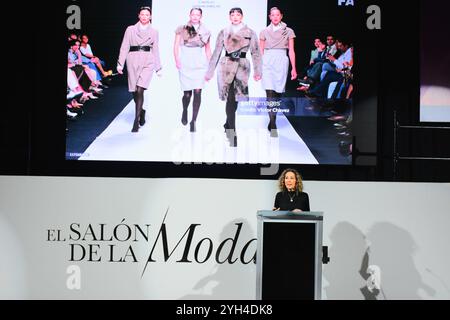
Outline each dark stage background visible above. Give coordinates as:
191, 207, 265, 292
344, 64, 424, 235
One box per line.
420, 0, 450, 92
2, 0, 450, 182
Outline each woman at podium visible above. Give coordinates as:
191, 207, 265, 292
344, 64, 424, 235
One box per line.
273, 169, 310, 212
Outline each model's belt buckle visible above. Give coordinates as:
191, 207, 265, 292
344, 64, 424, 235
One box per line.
230, 51, 240, 59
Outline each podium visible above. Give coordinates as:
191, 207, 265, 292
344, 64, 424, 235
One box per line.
256, 210, 324, 300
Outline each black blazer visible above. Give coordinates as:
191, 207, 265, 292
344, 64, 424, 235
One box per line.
274, 191, 310, 212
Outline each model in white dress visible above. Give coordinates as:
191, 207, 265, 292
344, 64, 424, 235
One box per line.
260, 7, 298, 137
174, 8, 211, 132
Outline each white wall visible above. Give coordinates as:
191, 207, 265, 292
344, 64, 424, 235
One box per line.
0, 176, 449, 300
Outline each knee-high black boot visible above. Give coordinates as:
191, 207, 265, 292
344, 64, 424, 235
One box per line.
225, 85, 238, 147
190, 89, 202, 132
181, 91, 192, 126
132, 86, 145, 132
267, 90, 280, 137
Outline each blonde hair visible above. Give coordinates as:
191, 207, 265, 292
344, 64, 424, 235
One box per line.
278, 169, 304, 193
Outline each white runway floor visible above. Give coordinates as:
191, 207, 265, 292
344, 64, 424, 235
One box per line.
78, 81, 318, 165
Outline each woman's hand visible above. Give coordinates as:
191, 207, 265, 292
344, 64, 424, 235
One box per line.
175, 59, 182, 70
291, 209, 303, 213
156, 69, 163, 77
291, 69, 298, 80
272, 207, 280, 211
254, 75, 261, 81
205, 74, 212, 82
327, 54, 336, 62
117, 65, 123, 75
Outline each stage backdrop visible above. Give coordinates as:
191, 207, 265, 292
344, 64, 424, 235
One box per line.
0, 176, 449, 300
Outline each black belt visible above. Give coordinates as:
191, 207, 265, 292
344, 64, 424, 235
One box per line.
130, 46, 151, 52
225, 51, 247, 59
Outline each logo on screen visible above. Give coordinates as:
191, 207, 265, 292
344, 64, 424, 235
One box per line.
338, 0, 354, 6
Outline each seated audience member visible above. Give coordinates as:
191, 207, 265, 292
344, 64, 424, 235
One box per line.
299, 38, 353, 99
67, 66, 95, 106
326, 35, 338, 57
80, 34, 112, 80
299, 41, 328, 87
329, 46, 354, 100
320, 38, 353, 81
68, 40, 101, 99
309, 38, 323, 65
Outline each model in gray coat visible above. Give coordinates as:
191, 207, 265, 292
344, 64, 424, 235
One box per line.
117, 6, 162, 133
